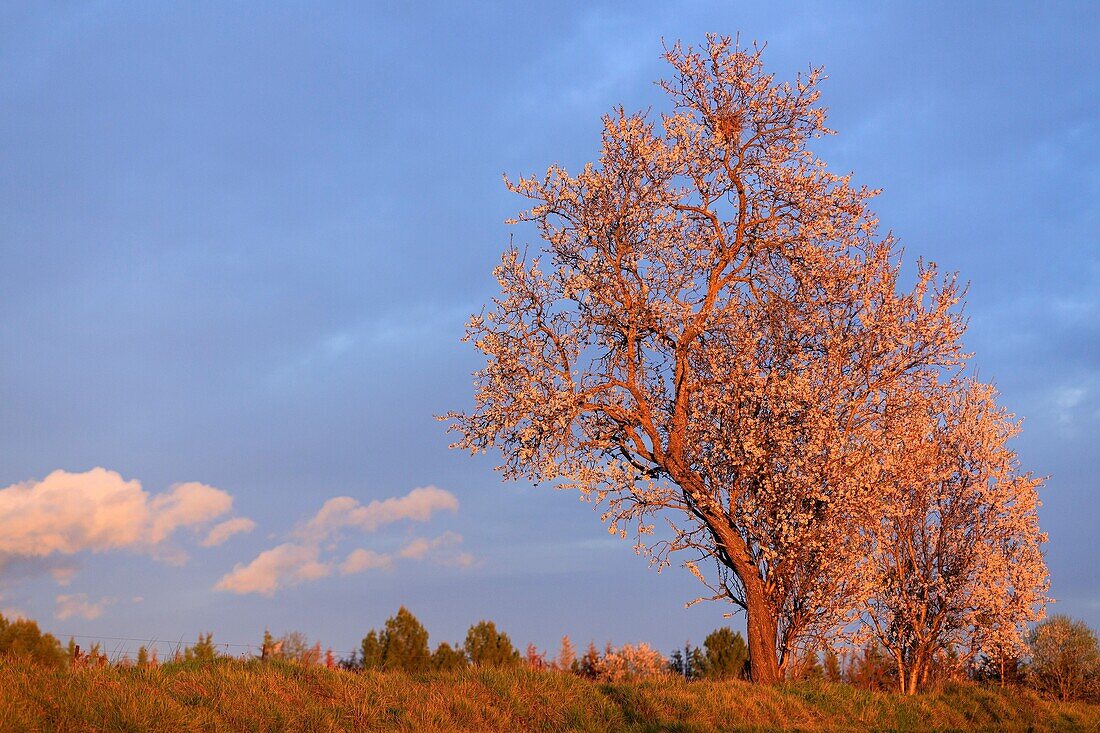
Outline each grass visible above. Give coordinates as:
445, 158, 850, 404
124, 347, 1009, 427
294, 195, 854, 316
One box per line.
1, 659, 1098, 732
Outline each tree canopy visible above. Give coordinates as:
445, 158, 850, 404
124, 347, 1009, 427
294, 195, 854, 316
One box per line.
359, 607, 431, 673
464, 620, 519, 667
447, 35, 1047, 684
0, 614, 65, 668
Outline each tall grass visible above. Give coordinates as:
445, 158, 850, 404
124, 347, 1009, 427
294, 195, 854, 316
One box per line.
1, 658, 1097, 732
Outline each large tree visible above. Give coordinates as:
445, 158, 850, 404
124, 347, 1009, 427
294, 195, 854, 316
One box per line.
446, 36, 967, 683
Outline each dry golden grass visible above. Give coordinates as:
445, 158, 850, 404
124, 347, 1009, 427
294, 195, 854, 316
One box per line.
0, 658, 1097, 732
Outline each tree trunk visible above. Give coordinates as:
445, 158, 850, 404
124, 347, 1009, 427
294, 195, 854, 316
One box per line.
744, 582, 782, 684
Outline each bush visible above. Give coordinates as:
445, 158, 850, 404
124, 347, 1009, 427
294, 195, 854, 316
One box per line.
1028, 615, 1099, 701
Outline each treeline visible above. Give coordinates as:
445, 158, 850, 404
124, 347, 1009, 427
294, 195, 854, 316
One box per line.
1, 609, 1098, 702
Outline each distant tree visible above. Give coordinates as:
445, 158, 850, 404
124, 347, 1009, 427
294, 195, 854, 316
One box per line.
594, 642, 668, 681
360, 630, 383, 670
577, 641, 601, 678
973, 650, 1023, 687
790, 648, 823, 681
669, 649, 686, 678
464, 620, 519, 668
822, 648, 842, 683
185, 633, 217, 663
445, 34, 979, 684
557, 635, 576, 671
524, 643, 547, 669
0, 614, 65, 668
260, 629, 275, 660
304, 642, 322, 666
380, 607, 431, 672
431, 642, 467, 671
669, 642, 708, 679
136, 646, 149, 667
277, 631, 312, 662
700, 628, 749, 680
690, 646, 707, 680
1028, 616, 1100, 701
847, 643, 894, 691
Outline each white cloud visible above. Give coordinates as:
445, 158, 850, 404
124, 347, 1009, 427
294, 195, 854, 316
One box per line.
214, 543, 332, 597
340, 548, 392, 575
216, 486, 468, 596
201, 517, 257, 547
398, 531, 474, 566
55, 593, 110, 620
0, 469, 238, 561
302, 486, 458, 540
147, 482, 234, 544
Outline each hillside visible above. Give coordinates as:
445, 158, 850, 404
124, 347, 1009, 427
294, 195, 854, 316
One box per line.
1, 660, 1097, 732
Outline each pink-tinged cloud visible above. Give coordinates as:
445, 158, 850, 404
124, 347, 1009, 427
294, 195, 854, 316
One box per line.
55, 593, 110, 620
302, 486, 458, 539
216, 486, 466, 596
0, 469, 240, 561
214, 543, 332, 597
147, 482, 234, 544
399, 531, 475, 567
339, 548, 392, 575
201, 517, 257, 547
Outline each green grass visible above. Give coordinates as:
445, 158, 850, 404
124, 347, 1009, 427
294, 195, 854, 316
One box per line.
1, 659, 1097, 732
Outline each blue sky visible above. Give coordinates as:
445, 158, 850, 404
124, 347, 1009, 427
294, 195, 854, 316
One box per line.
0, 1, 1097, 660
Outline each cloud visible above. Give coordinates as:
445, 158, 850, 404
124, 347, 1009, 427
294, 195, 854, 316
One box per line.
214, 543, 331, 597
55, 593, 110, 620
340, 548, 392, 575
398, 531, 474, 566
147, 482, 234, 544
0, 468, 240, 561
50, 566, 77, 586
216, 486, 469, 596
0, 594, 30, 621
201, 517, 257, 547
302, 486, 458, 540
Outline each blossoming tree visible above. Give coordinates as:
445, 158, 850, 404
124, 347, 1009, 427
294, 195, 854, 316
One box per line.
861, 378, 1048, 693
446, 36, 981, 683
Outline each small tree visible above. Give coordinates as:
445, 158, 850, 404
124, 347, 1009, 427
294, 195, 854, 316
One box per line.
260, 629, 275, 660
860, 378, 1048, 694
847, 643, 895, 691
277, 631, 312, 662
381, 607, 431, 672
557, 635, 576, 671
790, 648, 823, 680
360, 630, 383, 670
432, 642, 467, 671
822, 648, 842, 682
136, 646, 149, 667
464, 620, 519, 667
578, 641, 601, 678
1028, 616, 1100, 701
699, 627, 749, 679
185, 633, 217, 663
0, 614, 65, 668
524, 643, 547, 669
594, 642, 668, 681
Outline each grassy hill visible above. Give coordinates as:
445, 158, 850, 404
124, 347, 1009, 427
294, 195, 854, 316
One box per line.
1, 659, 1097, 732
